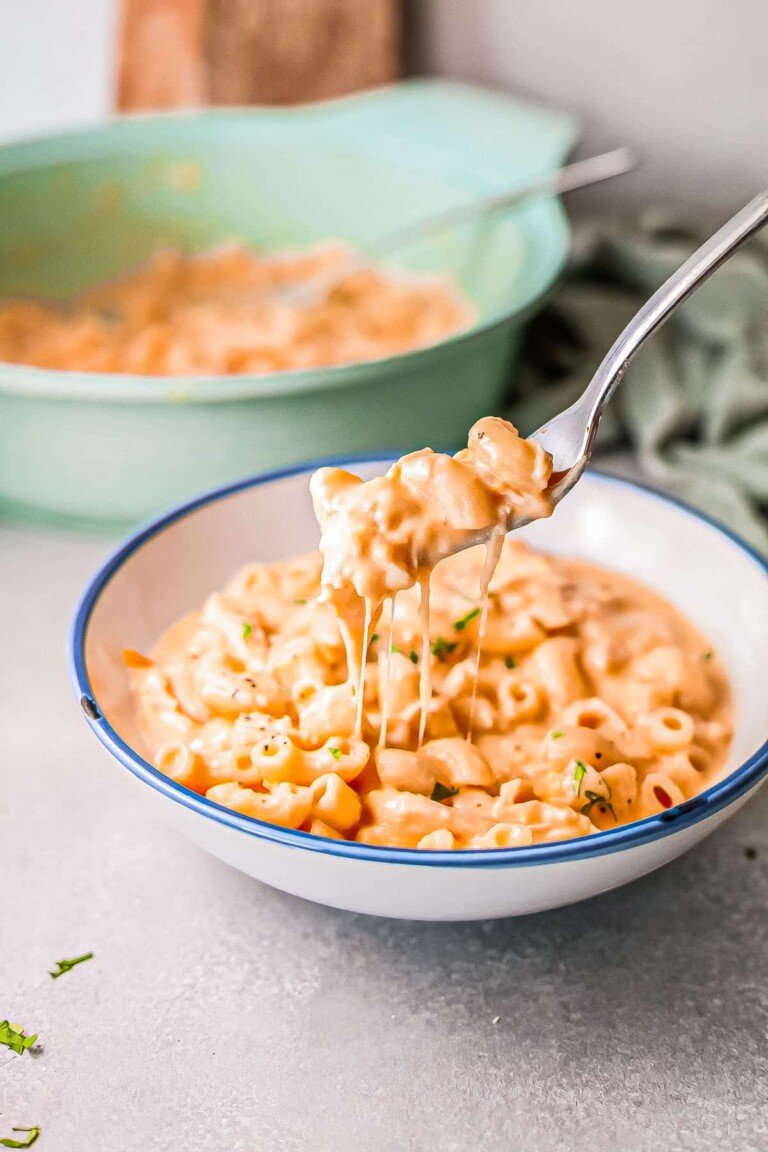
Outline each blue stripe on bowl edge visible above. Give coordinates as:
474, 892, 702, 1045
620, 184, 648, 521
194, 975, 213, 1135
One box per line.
68, 458, 768, 869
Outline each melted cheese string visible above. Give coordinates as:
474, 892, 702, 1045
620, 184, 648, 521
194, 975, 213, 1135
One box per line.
378, 597, 397, 749
354, 599, 372, 738
417, 574, 432, 748
466, 526, 506, 741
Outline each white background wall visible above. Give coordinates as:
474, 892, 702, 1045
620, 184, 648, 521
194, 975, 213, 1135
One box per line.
411, 0, 768, 215
0, 0, 765, 215
0, 0, 115, 141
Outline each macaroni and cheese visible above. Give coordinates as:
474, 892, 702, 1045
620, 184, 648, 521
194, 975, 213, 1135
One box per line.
0, 244, 473, 375
131, 419, 731, 851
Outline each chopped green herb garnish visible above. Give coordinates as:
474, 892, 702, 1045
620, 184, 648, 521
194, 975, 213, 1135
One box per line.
329, 747, 343, 762
49, 952, 93, 980
430, 637, 459, 662
293, 598, 308, 606
453, 607, 481, 632
581, 790, 616, 820
409, 650, 419, 665
0, 1128, 40, 1149
369, 633, 380, 645
504, 655, 516, 669
430, 782, 460, 803
242, 621, 253, 640
0, 1022, 37, 1057
572, 760, 587, 795
551, 730, 563, 740
391, 643, 401, 654
703, 650, 714, 661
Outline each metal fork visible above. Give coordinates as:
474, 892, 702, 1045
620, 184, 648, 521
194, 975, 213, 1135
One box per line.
518, 190, 768, 525
278, 148, 636, 306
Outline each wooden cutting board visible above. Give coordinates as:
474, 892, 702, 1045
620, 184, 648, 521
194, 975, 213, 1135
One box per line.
116, 0, 401, 110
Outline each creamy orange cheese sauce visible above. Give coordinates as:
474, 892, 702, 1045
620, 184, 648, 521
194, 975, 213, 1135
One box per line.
0, 244, 473, 375
131, 425, 731, 851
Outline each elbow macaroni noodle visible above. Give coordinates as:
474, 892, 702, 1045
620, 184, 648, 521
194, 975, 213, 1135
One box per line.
132, 415, 732, 851
0, 243, 473, 375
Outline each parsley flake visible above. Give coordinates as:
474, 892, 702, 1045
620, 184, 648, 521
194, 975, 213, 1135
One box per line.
551, 730, 563, 740
329, 747, 343, 762
409, 650, 419, 665
572, 760, 587, 795
242, 622, 253, 640
454, 607, 481, 631
504, 655, 516, 669
0, 1128, 40, 1149
703, 650, 714, 661
369, 633, 380, 645
49, 952, 93, 980
0, 1023, 37, 1057
581, 790, 616, 821
430, 637, 458, 662
293, 598, 308, 606
430, 782, 460, 803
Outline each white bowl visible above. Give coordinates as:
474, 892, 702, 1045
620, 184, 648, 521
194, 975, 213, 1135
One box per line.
69, 461, 768, 921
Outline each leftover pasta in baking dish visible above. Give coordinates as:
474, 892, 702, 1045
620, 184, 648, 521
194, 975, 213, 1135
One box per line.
130, 419, 732, 850
0, 244, 473, 375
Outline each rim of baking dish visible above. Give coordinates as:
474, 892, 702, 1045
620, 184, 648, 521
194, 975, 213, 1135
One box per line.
68, 458, 768, 868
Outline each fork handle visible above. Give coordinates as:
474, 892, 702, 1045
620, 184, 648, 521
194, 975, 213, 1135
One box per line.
371, 148, 635, 259
578, 190, 768, 445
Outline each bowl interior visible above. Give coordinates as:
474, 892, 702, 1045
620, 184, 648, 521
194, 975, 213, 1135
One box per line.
0, 82, 573, 334
80, 465, 768, 787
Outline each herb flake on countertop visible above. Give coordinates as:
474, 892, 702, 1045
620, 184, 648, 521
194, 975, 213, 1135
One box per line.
0, 1022, 37, 1056
0, 1128, 41, 1149
49, 952, 94, 980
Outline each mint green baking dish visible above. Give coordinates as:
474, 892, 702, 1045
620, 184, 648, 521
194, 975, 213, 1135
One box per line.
0, 80, 575, 530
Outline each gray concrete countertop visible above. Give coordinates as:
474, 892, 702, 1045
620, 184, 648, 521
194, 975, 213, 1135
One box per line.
2, 522, 767, 1152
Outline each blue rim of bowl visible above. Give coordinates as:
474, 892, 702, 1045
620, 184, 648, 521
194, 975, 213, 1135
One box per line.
68, 457, 768, 868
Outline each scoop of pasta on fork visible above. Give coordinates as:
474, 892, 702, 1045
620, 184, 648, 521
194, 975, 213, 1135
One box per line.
310, 417, 554, 744
311, 417, 553, 609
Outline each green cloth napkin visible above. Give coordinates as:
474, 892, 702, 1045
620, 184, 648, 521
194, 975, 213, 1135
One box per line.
510, 210, 768, 552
